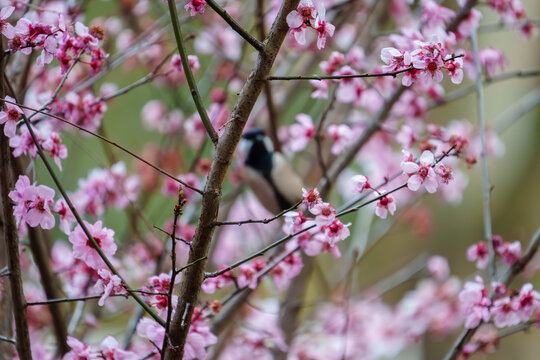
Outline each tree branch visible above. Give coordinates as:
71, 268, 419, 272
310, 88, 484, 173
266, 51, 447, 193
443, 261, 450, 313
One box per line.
163, 1, 301, 358
471, 28, 496, 280
167, 0, 219, 145
206, 0, 265, 52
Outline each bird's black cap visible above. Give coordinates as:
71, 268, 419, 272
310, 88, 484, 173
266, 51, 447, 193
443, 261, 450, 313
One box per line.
242, 128, 266, 140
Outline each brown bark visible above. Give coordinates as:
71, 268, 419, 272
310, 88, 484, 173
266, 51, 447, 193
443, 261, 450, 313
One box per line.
163, 1, 300, 358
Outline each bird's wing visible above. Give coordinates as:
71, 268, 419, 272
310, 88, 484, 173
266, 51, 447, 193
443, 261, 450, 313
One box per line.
243, 166, 282, 214
271, 152, 304, 205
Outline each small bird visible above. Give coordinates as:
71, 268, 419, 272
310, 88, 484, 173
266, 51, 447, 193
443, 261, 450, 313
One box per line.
239, 128, 304, 214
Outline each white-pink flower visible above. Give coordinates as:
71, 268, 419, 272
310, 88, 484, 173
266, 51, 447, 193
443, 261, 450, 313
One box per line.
351, 174, 370, 194
401, 150, 438, 193
64, 336, 94, 360
515, 283, 540, 322
99, 336, 138, 360
310, 201, 336, 226
375, 193, 396, 219
9, 176, 56, 230
0, 95, 22, 137
466, 241, 488, 269
42, 131, 68, 170
22, 184, 56, 230
69, 220, 117, 270
0, 7, 16, 39
288, 113, 315, 152
327, 124, 353, 154
444, 57, 464, 84
312, 6, 334, 50
94, 269, 125, 306
380, 47, 415, 72
490, 296, 520, 328
458, 277, 491, 329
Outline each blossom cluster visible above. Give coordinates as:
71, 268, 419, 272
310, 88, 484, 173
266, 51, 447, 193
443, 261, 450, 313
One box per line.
3, 6, 106, 74
380, 39, 464, 86
286, 0, 335, 50
459, 277, 540, 330
467, 235, 521, 270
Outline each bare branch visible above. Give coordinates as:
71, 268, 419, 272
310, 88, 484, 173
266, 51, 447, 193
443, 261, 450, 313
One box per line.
167, 0, 220, 145
471, 28, 496, 280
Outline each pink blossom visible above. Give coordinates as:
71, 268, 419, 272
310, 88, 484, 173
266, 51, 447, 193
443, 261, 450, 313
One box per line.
8, 175, 31, 223
69, 220, 117, 270
64, 336, 94, 360
401, 150, 438, 193
0, 95, 22, 137
498, 240, 521, 265
283, 210, 308, 235
321, 218, 351, 244
312, 7, 334, 50
421, 0, 456, 29
375, 193, 396, 219
0, 6, 15, 39
136, 317, 165, 345
516, 283, 540, 321
427, 255, 450, 281
444, 57, 464, 84
380, 47, 412, 73
237, 259, 266, 290
491, 296, 520, 328
286, 0, 316, 31
458, 277, 491, 329
9, 126, 40, 159
22, 183, 56, 230
185, 315, 218, 360
466, 241, 488, 269
99, 336, 138, 360
42, 131, 68, 170
302, 187, 322, 209
9, 176, 56, 230
171, 54, 201, 73
309, 79, 330, 99
334, 66, 365, 104
327, 124, 353, 154
201, 268, 235, 293
185, 0, 207, 17
310, 202, 336, 226
352, 174, 370, 194
94, 269, 125, 306
288, 113, 315, 152
435, 164, 453, 185
55, 199, 76, 234
320, 51, 344, 74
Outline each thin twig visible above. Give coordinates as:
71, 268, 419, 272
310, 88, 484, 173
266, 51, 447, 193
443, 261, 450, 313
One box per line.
153, 225, 192, 247
471, 29, 496, 281
7, 84, 166, 327
3, 99, 203, 195
211, 200, 301, 227
0, 335, 16, 345
162, 193, 184, 355
26, 291, 168, 306
267, 54, 464, 81
205, 0, 265, 51
167, 0, 219, 145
